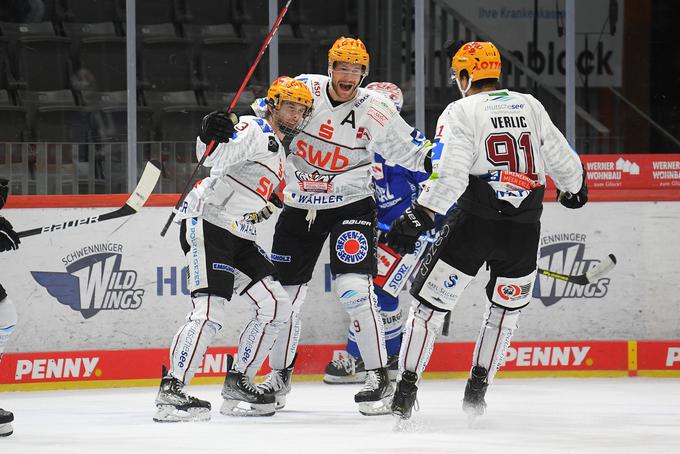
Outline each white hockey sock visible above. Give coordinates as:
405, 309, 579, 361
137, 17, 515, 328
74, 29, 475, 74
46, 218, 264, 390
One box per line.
168, 294, 228, 383
267, 284, 307, 370
235, 277, 292, 377
0, 295, 17, 358
336, 273, 386, 370
472, 302, 520, 383
399, 299, 446, 375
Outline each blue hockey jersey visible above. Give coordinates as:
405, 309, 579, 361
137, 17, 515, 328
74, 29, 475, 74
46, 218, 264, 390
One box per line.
372, 154, 430, 225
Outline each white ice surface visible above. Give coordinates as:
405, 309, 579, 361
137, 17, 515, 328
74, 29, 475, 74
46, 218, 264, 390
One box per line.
1, 378, 679, 454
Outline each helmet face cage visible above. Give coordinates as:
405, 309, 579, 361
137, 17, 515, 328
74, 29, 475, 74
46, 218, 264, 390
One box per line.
271, 101, 312, 139
266, 78, 313, 139
365, 81, 403, 113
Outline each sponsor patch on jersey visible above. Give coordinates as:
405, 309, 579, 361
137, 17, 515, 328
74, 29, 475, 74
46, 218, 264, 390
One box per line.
335, 230, 369, 264
295, 170, 335, 193
212, 263, 235, 273
270, 253, 291, 263
496, 282, 532, 301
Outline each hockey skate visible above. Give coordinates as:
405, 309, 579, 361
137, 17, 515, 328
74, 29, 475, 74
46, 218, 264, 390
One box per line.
257, 356, 295, 410
153, 366, 211, 423
391, 370, 419, 420
354, 367, 394, 416
323, 350, 366, 384
462, 366, 489, 423
221, 355, 276, 417
0, 408, 13, 437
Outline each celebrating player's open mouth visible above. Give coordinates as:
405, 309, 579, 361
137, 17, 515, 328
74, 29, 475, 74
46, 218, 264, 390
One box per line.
329, 61, 365, 102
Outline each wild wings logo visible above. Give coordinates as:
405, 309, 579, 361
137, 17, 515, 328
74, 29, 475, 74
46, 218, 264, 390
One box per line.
31, 243, 144, 319
533, 233, 611, 307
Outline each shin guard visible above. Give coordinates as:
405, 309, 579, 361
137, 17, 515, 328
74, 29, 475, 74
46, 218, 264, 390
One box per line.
336, 273, 386, 370
267, 284, 307, 370
472, 302, 521, 383
236, 276, 292, 377
169, 294, 228, 383
399, 300, 446, 375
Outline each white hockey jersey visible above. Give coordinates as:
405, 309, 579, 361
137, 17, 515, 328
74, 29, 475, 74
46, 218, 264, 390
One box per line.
252, 74, 430, 210
175, 115, 285, 240
418, 89, 583, 215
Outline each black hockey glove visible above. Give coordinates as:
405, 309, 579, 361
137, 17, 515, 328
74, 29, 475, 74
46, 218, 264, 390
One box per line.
557, 164, 588, 209
0, 216, 20, 252
199, 111, 238, 148
243, 192, 283, 224
385, 205, 435, 255
0, 178, 8, 210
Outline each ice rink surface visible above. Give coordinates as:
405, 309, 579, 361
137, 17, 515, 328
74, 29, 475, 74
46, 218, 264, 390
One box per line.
1, 377, 679, 454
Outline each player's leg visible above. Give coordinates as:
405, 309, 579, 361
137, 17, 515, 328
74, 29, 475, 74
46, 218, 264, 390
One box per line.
392, 211, 485, 419
328, 199, 393, 414
0, 285, 17, 436
220, 239, 292, 416
463, 220, 540, 417
154, 219, 232, 422
324, 285, 400, 384
258, 206, 326, 408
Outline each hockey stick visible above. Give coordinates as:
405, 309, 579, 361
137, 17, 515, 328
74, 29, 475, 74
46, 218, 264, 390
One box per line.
17, 160, 161, 238
537, 254, 617, 285
159, 0, 294, 237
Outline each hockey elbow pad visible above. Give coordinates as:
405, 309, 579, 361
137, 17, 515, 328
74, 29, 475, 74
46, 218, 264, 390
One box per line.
557, 164, 588, 209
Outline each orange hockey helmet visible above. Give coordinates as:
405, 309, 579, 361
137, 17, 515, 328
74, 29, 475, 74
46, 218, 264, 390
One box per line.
328, 36, 370, 76
451, 41, 502, 88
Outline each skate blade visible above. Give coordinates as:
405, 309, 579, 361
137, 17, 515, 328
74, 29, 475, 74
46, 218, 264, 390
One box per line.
357, 396, 393, 416
220, 399, 276, 417
322, 372, 366, 385
0, 422, 13, 437
153, 405, 210, 423
274, 395, 287, 411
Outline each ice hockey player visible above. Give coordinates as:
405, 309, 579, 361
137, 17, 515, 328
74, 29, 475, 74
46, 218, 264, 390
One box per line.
0, 178, 19, 437
323, 82, 430, 385
386, 41, 587, 420
153, 78, 314, 421
248, 37, 433, 416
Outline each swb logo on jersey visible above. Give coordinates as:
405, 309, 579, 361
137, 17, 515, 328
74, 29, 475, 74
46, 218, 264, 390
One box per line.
31, 243, 144, 319
336, 230, 368, 264
533, 233, 611, 306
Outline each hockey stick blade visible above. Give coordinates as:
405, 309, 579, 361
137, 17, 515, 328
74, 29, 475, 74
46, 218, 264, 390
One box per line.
17, 160, 161, 238
537, 254, 617, 285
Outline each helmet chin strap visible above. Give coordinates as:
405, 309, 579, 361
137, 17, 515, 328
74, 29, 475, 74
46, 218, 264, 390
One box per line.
456, 74, 474, 98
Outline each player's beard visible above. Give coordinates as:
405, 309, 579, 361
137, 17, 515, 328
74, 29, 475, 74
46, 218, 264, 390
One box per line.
331, 79, 358, 102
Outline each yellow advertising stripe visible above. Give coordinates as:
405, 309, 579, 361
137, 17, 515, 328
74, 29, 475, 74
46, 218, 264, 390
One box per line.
636, 370, 680, 378
628, 340, 638, 372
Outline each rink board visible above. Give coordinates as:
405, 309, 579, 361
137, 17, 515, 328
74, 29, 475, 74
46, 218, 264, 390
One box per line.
1, 158, 680, 389
1, 340, 680, 390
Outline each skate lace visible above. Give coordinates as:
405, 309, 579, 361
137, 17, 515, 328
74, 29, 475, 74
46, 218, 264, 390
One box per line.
359, 370, 380, 392
331, 356, 355, 373
260, 370, 284, 393
169, 379, 192, 400
239, 374, 261, 395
